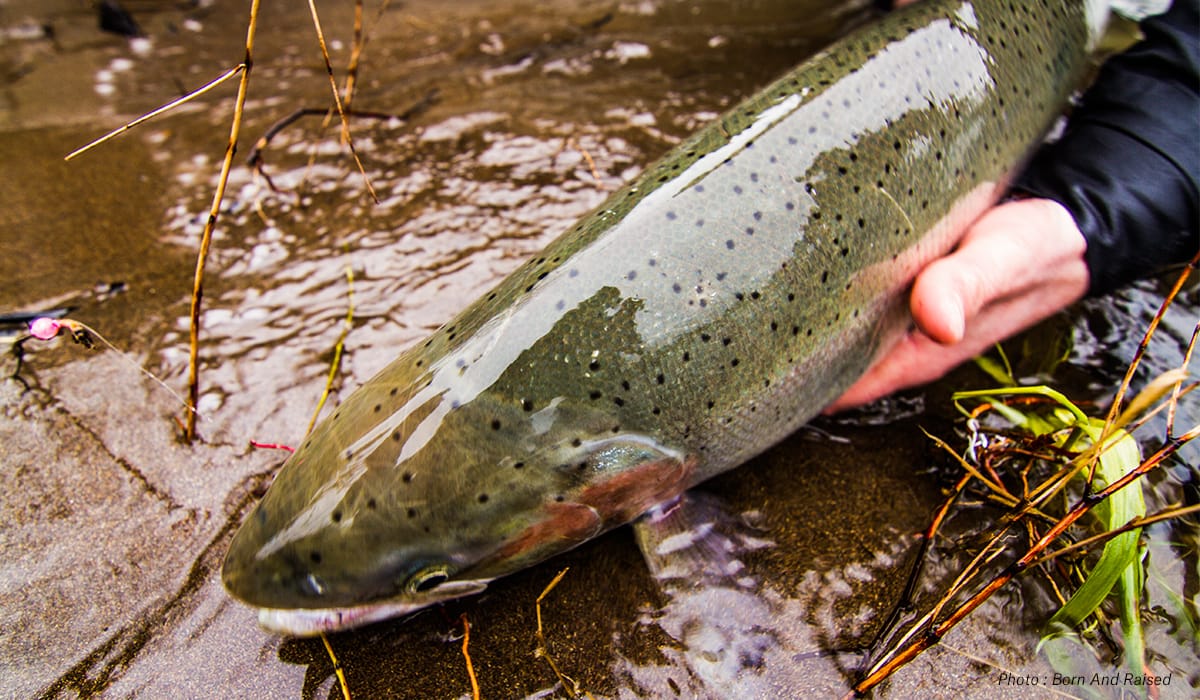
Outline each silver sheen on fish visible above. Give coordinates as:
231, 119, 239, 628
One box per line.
222, 0, 1110, 636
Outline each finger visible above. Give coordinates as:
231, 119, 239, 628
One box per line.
910, 199, 1086, 345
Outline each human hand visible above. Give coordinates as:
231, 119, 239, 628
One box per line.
826, 197, 1089, 412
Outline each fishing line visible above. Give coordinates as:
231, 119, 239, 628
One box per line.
25, 317, 210, 423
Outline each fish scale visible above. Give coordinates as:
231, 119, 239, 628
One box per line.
223, 0, 1106, 635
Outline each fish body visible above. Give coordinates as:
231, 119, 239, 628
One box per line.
223, 0, 1106, 635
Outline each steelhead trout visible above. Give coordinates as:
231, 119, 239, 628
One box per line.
223, 0, 1108, 635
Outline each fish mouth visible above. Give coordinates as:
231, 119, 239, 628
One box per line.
251, 579, 491, 636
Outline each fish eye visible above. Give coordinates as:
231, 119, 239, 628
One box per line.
406, 565, 451, 594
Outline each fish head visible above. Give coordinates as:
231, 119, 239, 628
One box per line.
222, 364, 692, 635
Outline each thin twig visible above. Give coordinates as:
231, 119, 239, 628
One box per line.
248, 108, 399, 168
1029, 503, 1200, 568
307, 266, 356, 436
1167, 318, 1199, 438
533, 568, 593, 699
306, 0, 379, 202
923, 428, 1014, 502
65, 65, 245, 161
184, 0, 261, 442
863, 472, 970, 670
320, 632, 352, 700
1093, 250, 1198, 472
460, 614, 481, 700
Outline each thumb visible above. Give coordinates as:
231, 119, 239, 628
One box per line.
909, 199, 1085, 346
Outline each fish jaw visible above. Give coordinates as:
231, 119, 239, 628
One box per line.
254, 580, 491, 636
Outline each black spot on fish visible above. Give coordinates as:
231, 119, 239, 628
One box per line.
367, 498, 377, 510
478, 494, 489, 504
621, 380, 631, 391
310, 552, 322, 564
392, 430, 401, 442
331, 511, 342, 523
627, 270, 637, 280
726, 240, 735, 250
373, 403, 382, 413
590, 390, 602, 400
491, 419, 502, 431
613, 397, 625, 407
403, 472, 414, 483
522, 399, 534, 412
589, 359, 601, 371
390, 387, 399, 397
407, 508, 417, 519
514, 461, 525, 469
722, 337, 732, 346
656, 373, 665, 384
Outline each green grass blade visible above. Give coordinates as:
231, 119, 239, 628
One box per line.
1047, 422, 1145, 631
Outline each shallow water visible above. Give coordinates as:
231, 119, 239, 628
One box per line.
0, 0, 1195, 698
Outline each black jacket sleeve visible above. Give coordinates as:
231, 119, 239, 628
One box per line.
1014, 0, 1199, 296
